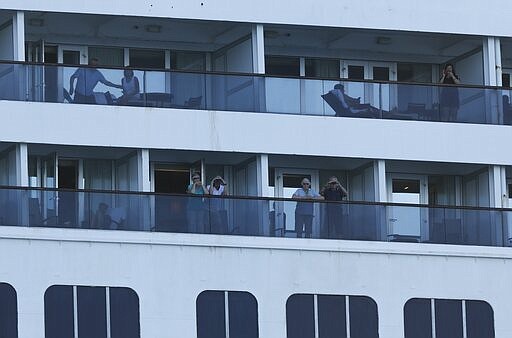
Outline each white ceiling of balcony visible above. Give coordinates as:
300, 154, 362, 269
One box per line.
24, 11, 251, 51
18, 11, 512, 66
264, 24, 485, 64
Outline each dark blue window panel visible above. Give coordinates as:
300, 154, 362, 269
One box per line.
435, 299, 463, 338
110, 287, 140, 338
318, 295, 346, 338
286, 294, 314, 338
404, 298, 432, 338
228, 291, 258, 338
44, 285, 73, 338
197, 291, 226, 338
0, 283, 17, 338
466, 300, 495, 338
349, 296, 379, 338
77, 286, 107, 338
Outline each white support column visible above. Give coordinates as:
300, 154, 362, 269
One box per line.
12, 11, 25, 61
251, 24, 265, 74
16, 143, 28, 187
489, 165, 506, 208
483, 37, 502, 124
256, 154, 269, 197
137, 149, 150, 192
482, 37, 502, 86
373, 160, 387, 202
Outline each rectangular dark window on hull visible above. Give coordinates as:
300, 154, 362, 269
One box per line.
44, 285, 140, 338
196, 290, 259, 338
0, 283, 18, 338
404, 298, 494, 338
286, 294, 378, 338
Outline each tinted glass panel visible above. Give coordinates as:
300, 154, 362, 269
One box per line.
404, 298, 432, 338
392, 179, 420, 193
435, 299, 463, 338
77, 286, 107, 338
397, 63, 432, 83
349, 296, 378, 338
129, 49, 165, 69
347, 66, 364, 80
318, 295, 346, 338
0, 283, 17, 338
466, 301, 494, 338
170, 51, 206, 71
88, 47, 124, 67
373, 67, 389, 81
44, 285, 74, 338
110, 288, 140, 338
228, 292, 258, 338
286, 294, 314, 338
265, 56, 300, 76
503, 73, 510, 88
305, 58, 340, 78
197, 291, 226, 338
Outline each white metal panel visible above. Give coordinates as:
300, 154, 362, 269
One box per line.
3, 101, 512, 166
1, 227, 512, 338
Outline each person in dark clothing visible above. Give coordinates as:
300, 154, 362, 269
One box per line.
320, 176, 348, 239
439, 63, 461, 122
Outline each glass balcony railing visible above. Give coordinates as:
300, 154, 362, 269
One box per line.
0, 186, 511, 248
1, 61, 512, 125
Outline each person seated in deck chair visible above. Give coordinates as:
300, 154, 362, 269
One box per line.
329, 84, 368, 115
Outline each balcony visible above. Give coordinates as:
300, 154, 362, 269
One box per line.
1, 186, 511, 247
1, 61, 511, 125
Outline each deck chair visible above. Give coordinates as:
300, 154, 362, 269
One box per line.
184, 96, 203, 109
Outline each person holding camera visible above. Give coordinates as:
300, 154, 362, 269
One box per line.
439, 63, 461, 122
187, 173, 209, 233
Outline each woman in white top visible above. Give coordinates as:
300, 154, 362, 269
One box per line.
118, 69, 140, 105
207, 176, 228, 234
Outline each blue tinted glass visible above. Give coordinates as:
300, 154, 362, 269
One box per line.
44, 285, 74, 338
349, 296, 378, 338
435, 299, 463, 338
404, 298, 432, 338
110, 287, 140, 338
318, 295, 346, 338
77, 286, 107, 338
286, 294, 315, 338
0, 283, 17, 338
196, 291, 226, 338
466, 300, 495, 338
228, 291, 258, 338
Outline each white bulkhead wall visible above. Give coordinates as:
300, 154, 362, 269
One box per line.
4, 0, 512, 38
3, 227, 512, 338
1, 100, 512, 166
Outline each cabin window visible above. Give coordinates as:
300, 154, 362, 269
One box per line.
0, 283, 18, 338
404, 298, 494, 338
170, 51, 206, 71
196, 290, 258, 338
44, 285, 140, 338
129, 49, 165, 69
286, 294, 378, 338
265, 56, 300, 76
305, 58, 340, 79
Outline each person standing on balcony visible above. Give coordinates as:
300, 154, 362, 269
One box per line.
207, 176, 228, 234
320, 176, 348, 239
187, 173, 209, 233
69, 57, 122, 104
439, 63, 461, 122
292, 178, 323, 238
